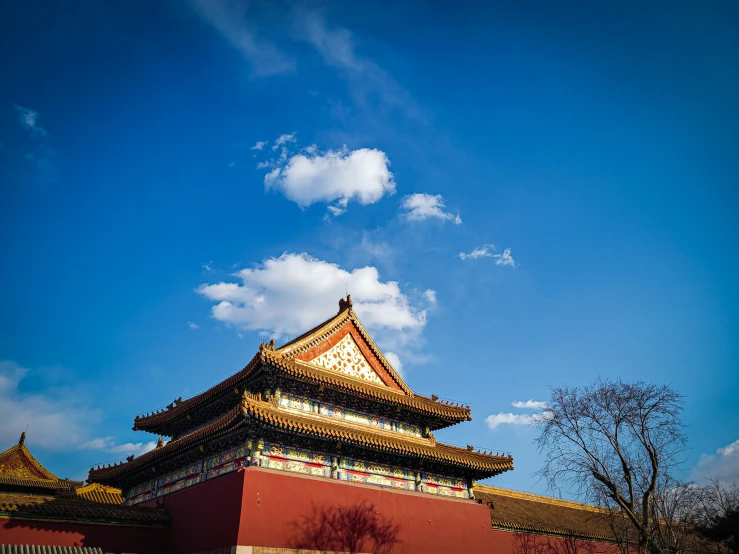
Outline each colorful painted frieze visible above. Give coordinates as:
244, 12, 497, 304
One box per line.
277, 392, 422, 437
338, 470, 415, 490
265, 443, 327, 466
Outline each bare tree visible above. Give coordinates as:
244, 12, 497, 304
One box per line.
692, 478, 739, 554
534, 379, 687, 553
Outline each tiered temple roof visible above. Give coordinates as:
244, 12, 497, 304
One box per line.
133, 300, 471, 438
90, 297, 513, 492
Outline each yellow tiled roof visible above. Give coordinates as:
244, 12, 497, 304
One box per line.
475, 485, 617, 541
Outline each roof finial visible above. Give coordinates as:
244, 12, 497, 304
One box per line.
19, 431, 26, 446
338, 294, 353, 313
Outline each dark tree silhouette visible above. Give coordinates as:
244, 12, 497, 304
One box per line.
291, 500, 401, 554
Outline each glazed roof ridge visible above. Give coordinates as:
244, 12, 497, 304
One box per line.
134, 301, 470, 431
95, 392, 510, 483
0, 432, 79, 488
474, 485, 609, 513
274, 302, 411, 394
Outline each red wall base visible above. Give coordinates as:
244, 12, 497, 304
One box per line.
0, 518, 168, 553
156, 466, 496, 553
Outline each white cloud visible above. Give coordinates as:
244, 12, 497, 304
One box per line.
196, 252, 427, 345
384, 352, 404, 377
459, 244, 515, 267
272, 133, 296, 150
14, 105, 47, 137
512, 399, 548, 410
423, 289, 437, 304
188, 0, 294, 77
0, 360, 156, 458
264, 146, 395, 215
80, 437, 157, 457
400, 194, 461, 224
459, 244, 495, 260
187, 321, 199, 330
251, 141, 267, 150
692, 439, 739, 485
494, 248, 516, 267
0, 361, 98, 449
202, 261, 213, 272
486, 412, 536, 430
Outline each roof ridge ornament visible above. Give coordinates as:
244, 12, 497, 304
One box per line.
338, 294, 353, 313
19, 431, 26, 446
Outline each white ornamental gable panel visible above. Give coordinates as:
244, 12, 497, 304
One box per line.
306, 333, 385, 385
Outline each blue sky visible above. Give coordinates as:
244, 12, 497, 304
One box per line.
1, 0, 737, 493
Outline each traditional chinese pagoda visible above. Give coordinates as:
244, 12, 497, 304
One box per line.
90, 296, 513, 504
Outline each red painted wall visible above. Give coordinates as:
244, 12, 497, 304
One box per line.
150, 470, 244, 554
0, 518, 167, 553
236, 466, 495, 554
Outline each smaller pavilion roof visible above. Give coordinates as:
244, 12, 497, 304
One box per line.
475, 485, 617, 542
0, 433, 82, 491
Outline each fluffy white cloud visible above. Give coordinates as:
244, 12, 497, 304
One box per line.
251, 141, 266, 150
188, 0, 294, 76
512, 399, 548, 409
14, 105, 47, 137
264, 147, 395, 215
383, 352, 404, 377
400, 194, 461, 224
187, 321, 199, 330
423, 289, 437, 305
692, 439, 739, 484
495, 248, 515, 267
459, 244, 495, 260
197, 253, 427, 344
